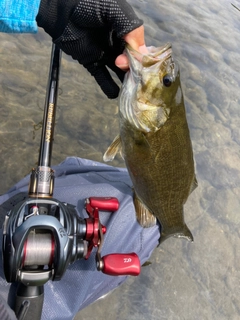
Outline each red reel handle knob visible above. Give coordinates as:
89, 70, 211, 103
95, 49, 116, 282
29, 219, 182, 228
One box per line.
101, 253, 140, 276
88, 197, 119, 212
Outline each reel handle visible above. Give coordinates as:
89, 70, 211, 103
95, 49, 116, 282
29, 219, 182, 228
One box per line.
101, 253, 140, 276
85, 197, 119, 216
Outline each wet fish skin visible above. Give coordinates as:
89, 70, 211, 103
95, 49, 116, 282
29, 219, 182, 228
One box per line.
104, 44, 197, 243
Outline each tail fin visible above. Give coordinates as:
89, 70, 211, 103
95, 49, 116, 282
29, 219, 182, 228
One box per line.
159, 224, 193, 244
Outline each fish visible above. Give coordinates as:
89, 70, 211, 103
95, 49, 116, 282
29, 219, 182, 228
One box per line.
103, 43, 197, 244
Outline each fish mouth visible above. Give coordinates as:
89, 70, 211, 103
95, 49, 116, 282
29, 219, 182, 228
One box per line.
126, 43, 173, 64
140, 43, 173, 67
144, 43, 173, 63
156, 43, 172, 61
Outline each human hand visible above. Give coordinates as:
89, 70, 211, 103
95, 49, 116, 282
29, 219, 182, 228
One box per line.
115, 25, 148, 70
36, 0, 144, 99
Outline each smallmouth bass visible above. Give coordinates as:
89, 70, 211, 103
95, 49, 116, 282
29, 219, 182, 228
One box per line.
104, 43, 197, 243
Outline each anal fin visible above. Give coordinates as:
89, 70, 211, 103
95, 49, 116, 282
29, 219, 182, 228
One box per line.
189, 175, 198, 194
133, 193, 156, 228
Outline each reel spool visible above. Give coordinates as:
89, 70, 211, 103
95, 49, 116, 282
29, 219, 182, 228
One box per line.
22, 231, 55, 267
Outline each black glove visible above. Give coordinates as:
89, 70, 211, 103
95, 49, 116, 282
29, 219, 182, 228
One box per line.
36, 0, 143, 99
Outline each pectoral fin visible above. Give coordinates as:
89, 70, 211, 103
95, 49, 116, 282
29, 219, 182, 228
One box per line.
133, 193, 156, 228
103, 135, 122, 162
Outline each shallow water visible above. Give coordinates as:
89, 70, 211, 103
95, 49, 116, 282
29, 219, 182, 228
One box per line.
1, 0, 240, 319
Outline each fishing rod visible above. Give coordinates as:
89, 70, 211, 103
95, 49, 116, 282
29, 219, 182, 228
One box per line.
2, 43, 140, 320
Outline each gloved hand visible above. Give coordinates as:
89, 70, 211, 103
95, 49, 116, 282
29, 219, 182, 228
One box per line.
36, 0, 143, 99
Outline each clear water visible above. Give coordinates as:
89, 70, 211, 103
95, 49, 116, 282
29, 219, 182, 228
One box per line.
0, 0, 240, 319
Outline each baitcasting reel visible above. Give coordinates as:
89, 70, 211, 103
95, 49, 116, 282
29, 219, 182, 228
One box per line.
2, 196, 140, 286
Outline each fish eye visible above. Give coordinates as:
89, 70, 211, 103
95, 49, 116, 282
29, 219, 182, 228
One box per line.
163, 74, 173, 87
